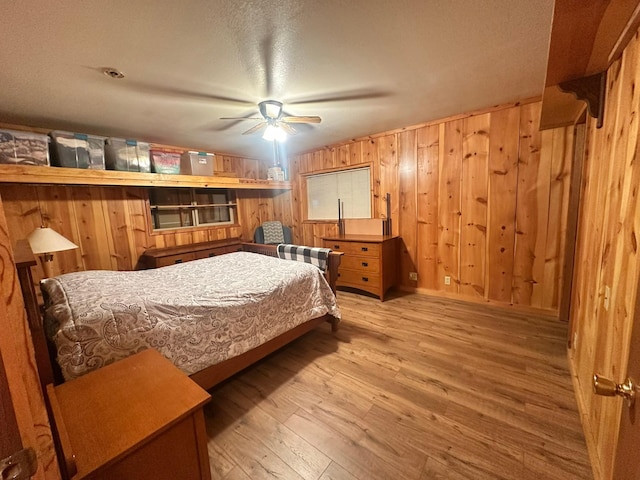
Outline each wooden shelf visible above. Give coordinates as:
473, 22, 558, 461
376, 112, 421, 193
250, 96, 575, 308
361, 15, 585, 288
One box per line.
0, 164, 291, 190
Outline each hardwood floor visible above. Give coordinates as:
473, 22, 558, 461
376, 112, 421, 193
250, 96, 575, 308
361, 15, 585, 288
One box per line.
203, 291, 592, 480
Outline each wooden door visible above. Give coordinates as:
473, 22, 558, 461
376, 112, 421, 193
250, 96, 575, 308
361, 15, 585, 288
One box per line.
0, 194, 60, 480
0, 342, 23, 466
612, 282, 640, 479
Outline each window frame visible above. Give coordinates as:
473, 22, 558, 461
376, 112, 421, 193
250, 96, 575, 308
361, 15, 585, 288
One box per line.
302, 164, 373, 222
146, 187, 238, 234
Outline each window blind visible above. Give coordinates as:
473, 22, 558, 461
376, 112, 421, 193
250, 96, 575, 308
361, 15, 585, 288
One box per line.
306, 167, 371, 220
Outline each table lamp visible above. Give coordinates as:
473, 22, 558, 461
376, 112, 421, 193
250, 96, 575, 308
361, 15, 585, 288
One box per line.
26, 227, 79, 278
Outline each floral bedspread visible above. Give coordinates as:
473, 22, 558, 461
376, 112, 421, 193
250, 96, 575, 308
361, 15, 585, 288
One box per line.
41, 251, 340, 381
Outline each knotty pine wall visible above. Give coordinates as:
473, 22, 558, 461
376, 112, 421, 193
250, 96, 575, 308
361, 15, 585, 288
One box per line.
0, 154, 292, 285
568, 29, 640, 480
289, 101, 574, 313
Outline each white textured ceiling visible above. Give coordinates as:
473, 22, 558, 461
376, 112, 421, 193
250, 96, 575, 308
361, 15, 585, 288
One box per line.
0, 0, 554, 161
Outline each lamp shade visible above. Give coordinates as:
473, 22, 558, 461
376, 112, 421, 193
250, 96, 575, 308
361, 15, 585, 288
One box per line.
27, 227, 78, 254
262, 124, 287, 142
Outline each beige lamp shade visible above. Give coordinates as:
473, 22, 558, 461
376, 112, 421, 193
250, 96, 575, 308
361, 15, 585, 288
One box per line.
27, 227, 78, 254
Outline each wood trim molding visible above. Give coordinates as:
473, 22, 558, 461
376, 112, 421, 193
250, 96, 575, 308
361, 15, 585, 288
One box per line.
396, 285, 560, 318
541, 0, 640, 129
567, 351, 602, 480
558, 71, 607, 128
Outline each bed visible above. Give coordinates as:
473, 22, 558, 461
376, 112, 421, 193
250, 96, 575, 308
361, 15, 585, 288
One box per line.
17, 241, 342, 391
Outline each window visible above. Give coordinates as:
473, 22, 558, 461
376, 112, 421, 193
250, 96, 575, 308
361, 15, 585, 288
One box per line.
149, 188, 236, 231
306, 167, 371, 220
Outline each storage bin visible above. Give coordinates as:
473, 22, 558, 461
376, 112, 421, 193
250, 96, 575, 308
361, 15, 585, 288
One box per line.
181, 151, 214, 176
150, 148, 182, 174
0, 129, 50, 166
105, 138, 151, 172
50, 131, 106, 169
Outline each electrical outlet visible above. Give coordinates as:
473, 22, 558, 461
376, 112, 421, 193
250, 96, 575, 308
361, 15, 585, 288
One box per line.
409, 272, 418, 281
444, 275, 451, 286
604, 285, 611, 311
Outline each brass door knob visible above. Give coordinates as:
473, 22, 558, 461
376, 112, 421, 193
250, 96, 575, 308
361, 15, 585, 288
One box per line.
593, 374, 637, 406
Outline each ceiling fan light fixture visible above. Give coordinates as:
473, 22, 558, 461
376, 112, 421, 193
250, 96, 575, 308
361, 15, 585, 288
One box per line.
262, 124, 287, 142
259, 100, 283, 120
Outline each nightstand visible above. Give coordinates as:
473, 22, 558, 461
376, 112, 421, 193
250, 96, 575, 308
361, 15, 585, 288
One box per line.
47, 349, 212, 480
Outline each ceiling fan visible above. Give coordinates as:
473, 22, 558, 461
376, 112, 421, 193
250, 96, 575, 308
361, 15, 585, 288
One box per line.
220, 100, 321, 141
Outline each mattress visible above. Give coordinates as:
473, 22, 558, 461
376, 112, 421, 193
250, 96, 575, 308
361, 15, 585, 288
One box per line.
41, 251, 340, 381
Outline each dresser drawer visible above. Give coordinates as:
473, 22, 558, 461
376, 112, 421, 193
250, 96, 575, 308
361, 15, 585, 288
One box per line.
324, 241, 380, 257
337, 269, 381, 288
338, 255, 381, 274
195, 249, 219, 260
322, 235, 398, 301
155, 252, 197, 267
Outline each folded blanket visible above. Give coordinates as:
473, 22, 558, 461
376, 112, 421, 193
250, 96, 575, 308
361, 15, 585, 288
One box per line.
277, 244, 331, 272
262, 221, 286, 244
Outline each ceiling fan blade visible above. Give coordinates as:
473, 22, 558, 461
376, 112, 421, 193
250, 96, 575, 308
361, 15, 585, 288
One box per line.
220, 117, 262, 120
279, 123, 297, 135
287, 89, 390, 105
119, 79, 254, 105
260, 34, 275, 98
281, 116, 322, 124
242, 122, 268, 135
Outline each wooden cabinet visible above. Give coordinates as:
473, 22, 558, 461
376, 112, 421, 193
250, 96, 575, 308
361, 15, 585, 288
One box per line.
47, 349, 211, 480
323, 235, 399, 301
138, 238, 242, 268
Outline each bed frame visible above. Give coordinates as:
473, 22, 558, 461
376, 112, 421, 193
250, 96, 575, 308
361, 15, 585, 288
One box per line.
15, 240, 342, 392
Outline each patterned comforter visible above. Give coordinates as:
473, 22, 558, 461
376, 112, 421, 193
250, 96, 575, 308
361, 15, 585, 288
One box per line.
41, 251, 341, 382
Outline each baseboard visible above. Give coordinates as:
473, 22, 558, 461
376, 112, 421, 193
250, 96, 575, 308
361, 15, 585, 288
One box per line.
395, 285, 560, 319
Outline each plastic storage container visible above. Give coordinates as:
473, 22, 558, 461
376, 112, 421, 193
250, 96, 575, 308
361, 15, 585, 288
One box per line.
49, 131, 106, 169
181, 151, 214, 176
105, 138, 151, 172
0, 129, 50, 166
150, 148, 182, 174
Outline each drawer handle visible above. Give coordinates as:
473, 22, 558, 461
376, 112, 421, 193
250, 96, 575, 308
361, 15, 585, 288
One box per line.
208, 252, 216, 257
362, 277, 369, 282
337, 273, 341, 277
334, 244, 340, 249
361, 247, 368, 252
361, 262, 368, 267
174, 259, 183, 264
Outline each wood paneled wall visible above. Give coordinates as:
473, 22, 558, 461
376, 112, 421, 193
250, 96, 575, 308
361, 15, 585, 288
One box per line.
569, 29, 640, 480
0, 154, 291, 284
290, 101, 574, 313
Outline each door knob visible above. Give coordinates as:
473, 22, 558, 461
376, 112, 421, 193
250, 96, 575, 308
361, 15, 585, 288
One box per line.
593, 374, 637, 406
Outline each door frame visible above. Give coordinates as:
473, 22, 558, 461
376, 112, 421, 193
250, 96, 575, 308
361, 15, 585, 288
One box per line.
0, 195, 60, 480
612, 273, 640, 478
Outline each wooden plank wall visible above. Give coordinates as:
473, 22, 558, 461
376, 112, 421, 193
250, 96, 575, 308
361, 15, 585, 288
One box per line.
290, 101, 574, 313
569, 29, 640, 480
0, 154, 290, 286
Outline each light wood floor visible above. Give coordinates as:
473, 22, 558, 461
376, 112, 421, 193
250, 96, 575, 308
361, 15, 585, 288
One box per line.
203, 291, 592, 480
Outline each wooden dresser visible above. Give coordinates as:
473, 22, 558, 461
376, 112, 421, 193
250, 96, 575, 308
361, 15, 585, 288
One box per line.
138, 238, 242, 268
322, 235, 399, 301
47, 349, 212, 480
